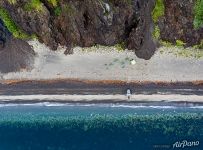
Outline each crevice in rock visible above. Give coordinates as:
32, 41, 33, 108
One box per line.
83, 11, 90, 30
124, 17, 139, 40
40, 0, 53, 14
137, 1, 140, 9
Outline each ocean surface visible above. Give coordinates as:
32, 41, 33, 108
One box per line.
0, 103, 202, 150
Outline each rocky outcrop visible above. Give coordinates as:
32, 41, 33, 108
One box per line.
1, 0, 157, 59
0, 19, 35, 73
0, 19, 10, 49
158, 0, 203, 46
127, 0, 156, 59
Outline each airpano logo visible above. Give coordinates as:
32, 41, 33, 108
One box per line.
173, 140, 200, 149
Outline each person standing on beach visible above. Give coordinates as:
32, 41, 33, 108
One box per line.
126, 89, 132, 99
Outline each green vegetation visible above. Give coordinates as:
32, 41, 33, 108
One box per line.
54, 6, 62, 16
176, 40, 186, 47
193, 40, 203, 49
47, 0, 58, 7
152, 25, 160, 39
7, 0, 16, 4
24, 0, 44, 12
159, 39, 203, 59
160, 45, 203, 59
0, 7, 31, 39
151, 0, 203, 58
152, 0, 165, 40
152, 0, 165, 23
115, 42, 126, 52
175, 48, 203, 58
160, 40, 173, 47
46, 0, 63, 16
194, 0, 203, 29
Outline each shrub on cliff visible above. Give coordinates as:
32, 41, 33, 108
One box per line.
47, 0, 58, 7
152, 0, 165, 23
0, 7, 30, 39
194, 0, 203, 29
24, 0, 44, 12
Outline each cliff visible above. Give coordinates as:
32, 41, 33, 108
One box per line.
0, 16, 35, 73
0, 0, 202, 73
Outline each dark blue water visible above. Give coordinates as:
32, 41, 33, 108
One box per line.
0, 104, 202, 150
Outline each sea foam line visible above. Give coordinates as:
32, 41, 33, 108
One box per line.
0, 102, 202, 109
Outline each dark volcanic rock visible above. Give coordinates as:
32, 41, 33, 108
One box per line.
127, 0, 156, 59
0, 19, 35, 73
0, 0, 202, 63
1, 0, 156, 59
0, 19, 10, 49
159, 0, 203, 46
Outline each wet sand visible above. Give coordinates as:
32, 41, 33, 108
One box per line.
0, 79, 203, 104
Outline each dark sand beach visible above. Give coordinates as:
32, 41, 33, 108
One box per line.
0, 79, 203, 104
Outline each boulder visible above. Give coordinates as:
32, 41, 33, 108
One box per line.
158, 0, 203, 46
0, 19, 35, 73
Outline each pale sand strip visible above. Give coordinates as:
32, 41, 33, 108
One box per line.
1, 39, 203, 82
0, 94, 203, 103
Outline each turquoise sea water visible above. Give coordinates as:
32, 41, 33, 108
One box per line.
0, 103, 202, 150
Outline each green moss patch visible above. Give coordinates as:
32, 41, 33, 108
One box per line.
194, 0, 203, 29
152, 25, 161, 39
0, 7, 31, 39
47, 0, 58, 7
115, 42, 126, 52
160, 40, 173, 47
152, 0, 165, 23
176, 40, 186, 47
24, 0, 44, 12
152, 0, 165, 40
54, 6, 62, 16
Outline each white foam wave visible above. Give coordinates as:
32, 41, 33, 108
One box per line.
110, 104, 177, 109
0, 102, 202, 109
0, 94, 202, 109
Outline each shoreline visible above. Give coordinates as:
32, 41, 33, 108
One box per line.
0, 94, 203, 104
0, 79, 202, 104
